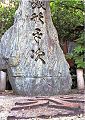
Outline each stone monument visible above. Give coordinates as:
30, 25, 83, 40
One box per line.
0, 0, 72, 95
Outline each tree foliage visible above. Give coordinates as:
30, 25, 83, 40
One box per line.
66, 32, 85, 68
0, 0, 19, 39
50, 0, 84, 42
50, 0, 84, 69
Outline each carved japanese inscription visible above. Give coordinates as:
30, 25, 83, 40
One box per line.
30, 0, 46, 10
31, 48, 46, 64
30, 0, 46, 64
31, 12, 44, 24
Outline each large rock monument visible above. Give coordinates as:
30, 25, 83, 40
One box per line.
0, 0, 72, 95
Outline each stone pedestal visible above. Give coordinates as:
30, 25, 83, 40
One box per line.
0, 0, 72, 95
0, 71, 6, 91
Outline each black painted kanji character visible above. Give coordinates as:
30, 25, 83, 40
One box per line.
32, 28, 43, 45
30, 0, 46, 10
30, 48, 46, 64
31, 12, 44, 24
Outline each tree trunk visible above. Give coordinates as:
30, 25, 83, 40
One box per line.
76, 69, 85, 90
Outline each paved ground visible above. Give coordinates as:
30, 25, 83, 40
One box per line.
0, 90, 85, 120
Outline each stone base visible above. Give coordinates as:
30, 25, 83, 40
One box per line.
10, 76, 71, 96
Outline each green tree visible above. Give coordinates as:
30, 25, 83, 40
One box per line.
50, 0, 84, 68
0, 0, 19, 39
50, 0, 84, 43
50, 0, 85, 89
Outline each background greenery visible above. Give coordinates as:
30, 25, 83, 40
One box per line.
50, 0, 84, 42
50, 0, 85, 69
0, 0, 19, 39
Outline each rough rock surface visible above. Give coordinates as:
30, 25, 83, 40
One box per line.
0, 0, 72, 95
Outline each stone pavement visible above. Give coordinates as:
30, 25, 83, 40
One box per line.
0, 90, 85, 120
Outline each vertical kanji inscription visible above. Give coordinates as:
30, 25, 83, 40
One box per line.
30, 0, 46, 64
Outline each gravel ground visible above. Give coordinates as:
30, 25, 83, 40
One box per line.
0, 90, 85, 120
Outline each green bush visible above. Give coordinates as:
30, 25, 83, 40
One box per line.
50, 0, 84, 69
66, 32, 85, 69
0, 1, 19, 39
50, 0, 84, 42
